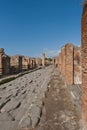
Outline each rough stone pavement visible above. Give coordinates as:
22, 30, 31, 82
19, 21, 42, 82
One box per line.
0, 66, 53, 130
30, 68, 83, 130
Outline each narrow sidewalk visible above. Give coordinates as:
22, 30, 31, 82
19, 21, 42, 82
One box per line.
31, 68, 82, 130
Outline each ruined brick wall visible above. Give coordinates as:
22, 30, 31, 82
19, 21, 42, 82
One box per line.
0, 48, 10, 75
52, 58, 55, 66
35, 58, 42, 67
29, 58, 36, 69
58, 53, 62, 71
42, 53, 45, 67
82, 2, 87, 127
52, 58, 58, 67
10, 55, 22, 73
57, 44, 82, 86
0, 52, 3, 75
74, 47, 82, 84
22, 57, 29, 71
29, 58, 33, 69
2, 55, 10, 75
36, 58, 40, 67
65, 43, 74, 85
32, 58, 36, 68
61, 46, 65, 76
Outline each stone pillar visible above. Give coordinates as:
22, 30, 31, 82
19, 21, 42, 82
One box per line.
36, 58, 39, 67
82, 2, 87, 127
65, 43, 74, 85
10, 55, 22, 73
42, 53, 45, 67
52, 58, 56, 66
22, 57, 29, 71
30, 58, 33, 69
0, 48, 4, 75
74, 47, 82, 84
58, 53, 62, 72
61, 46, 66, 76
0, 55, 3, 75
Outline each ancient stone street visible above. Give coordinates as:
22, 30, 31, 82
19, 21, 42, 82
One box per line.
0, 66, 83, 130
0, 66, 53, 130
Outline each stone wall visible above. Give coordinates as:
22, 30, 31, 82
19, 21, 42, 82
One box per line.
35, 58, 42, 67
74, 46, 81, 84
10, 55, 22, 74
42, 53, 45, 67
0, 48, 10, 76
57, 43, 81, 86
65, 43, 74, 85
82, 2, 87, 127
61, 46, 65, 76
22, 57, 29, 71
58, 52, 62, 72
29, 58, 36, 69
52, 58, 57, 67
0, 50, 47, 77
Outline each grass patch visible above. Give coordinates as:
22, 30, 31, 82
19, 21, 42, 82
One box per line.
0, 77, 16, 85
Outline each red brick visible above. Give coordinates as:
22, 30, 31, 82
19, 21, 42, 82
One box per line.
61, 46, 66, 76
65, 43, 74, 85
74, 46, 82, 84
82, 2, 87, 127
42, 53, 45, 67
58, 52, 62, 72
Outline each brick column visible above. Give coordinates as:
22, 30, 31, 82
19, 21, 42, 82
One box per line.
82, 2, 87, 127
65, 43, 74, 85
52, 58, 56, 66
58, 53, 62, 72
74, 47, 81, 84
42, 53, 45, 67
0, 55, 3, 75
61, 46, 66, 76
0, 48, 4, 75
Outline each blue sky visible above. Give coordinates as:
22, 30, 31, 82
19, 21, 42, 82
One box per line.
0, 0, 82, 57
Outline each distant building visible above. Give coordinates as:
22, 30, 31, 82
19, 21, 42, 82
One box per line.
0, 48, 10, 76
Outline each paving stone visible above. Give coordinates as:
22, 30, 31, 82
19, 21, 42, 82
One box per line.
0, 98, 11, 109
0, 66, 53, 130
0, 112, 14, 121
1, 99, 21, 113
19, 115, 32, 129
0, 121, 18, 130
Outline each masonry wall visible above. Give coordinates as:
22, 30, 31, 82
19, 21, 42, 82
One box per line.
74, 47, 81, 84
81, 2, 87, 127
32, 58, 36, 68
22, 57, 29, 71
0, 54, 3, 75
2, 55, 10, 75
65, 43, 74, 85
57, 43, 82, 86
29, 58, 34, 69
35, 58, 41, 67
0, 48, 10, 75
42, 53, 45, 67
0, 49, 46, 77
52, 58, 55, 66
61, 46, 65, 76
10, 55, 22, 74
58, 53, 62, 71
52, 58, 58, 67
